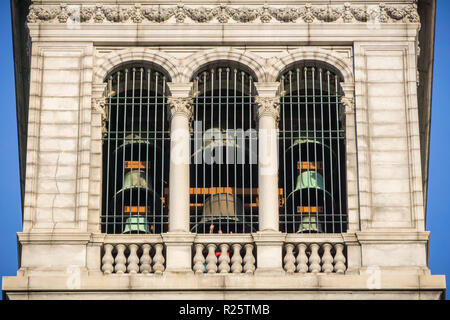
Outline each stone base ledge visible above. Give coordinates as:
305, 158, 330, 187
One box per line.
3, 274, 445, 300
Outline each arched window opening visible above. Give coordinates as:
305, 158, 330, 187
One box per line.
190, 65, 258, 234
101, 65, 170, 234
278, 64, 347, 234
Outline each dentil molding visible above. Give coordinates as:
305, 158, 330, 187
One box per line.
27, 3, 420, 25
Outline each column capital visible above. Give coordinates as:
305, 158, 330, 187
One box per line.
92, 97, 108, 135
167, 96, 194, 121
340, 95, 355, 113
255, 96, 280, 122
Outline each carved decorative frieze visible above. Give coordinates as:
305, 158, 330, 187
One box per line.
167, 97, 194, 121
27, 3, 421, 25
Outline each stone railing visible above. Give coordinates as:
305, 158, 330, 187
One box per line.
283, 235, 347, 274
192, 235, 256, 274
101, 235, 165, 275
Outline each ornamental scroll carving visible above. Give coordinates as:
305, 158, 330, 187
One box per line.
167, 97, 194, 122
340, 96, 355, 113
92, 97, 108, 135
27, 3, 421, 25
255, 96, 281, 124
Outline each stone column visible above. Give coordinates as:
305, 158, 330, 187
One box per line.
253, 82, 285, 274
164, 82, 195, 273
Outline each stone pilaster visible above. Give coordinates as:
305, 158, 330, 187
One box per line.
165, 82, 195, 273
253, 82, 284, 274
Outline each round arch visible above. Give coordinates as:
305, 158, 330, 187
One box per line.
93, 48, 182, 85
270, 48, 354, 84
182, 48, 267, 83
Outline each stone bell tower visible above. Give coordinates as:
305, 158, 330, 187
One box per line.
3, 0, 445, 299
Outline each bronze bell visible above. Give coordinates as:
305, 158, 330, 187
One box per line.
192, 193, 243, 233
122, 216, 151, 234
201, 193, 242, 223
122, 170, 149, 190
113, 169, 161, 213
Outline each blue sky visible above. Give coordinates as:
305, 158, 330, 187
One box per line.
0, 1, 449, 298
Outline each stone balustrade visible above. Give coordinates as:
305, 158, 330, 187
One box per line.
283, 241, 347, 274
100, 235, 349, 275
192, 235, 256, 274
101, 237, 165, 275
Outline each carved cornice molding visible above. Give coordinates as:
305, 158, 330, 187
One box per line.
255, 96, 281, 123
27, 3, 420, 25
167, 97, 194, 121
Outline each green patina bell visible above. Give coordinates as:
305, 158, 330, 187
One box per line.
289, 171, 327, 195
122, 216, 151, 234
297, 215, 323, 233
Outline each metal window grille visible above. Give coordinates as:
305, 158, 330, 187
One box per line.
101, 65, 170, 234
278, 65, 347, 234
190, 66, 258, 234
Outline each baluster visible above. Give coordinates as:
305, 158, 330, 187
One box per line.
153, 243, 165, 274
334, 243, 346, 274
321, 243, 333, 273
206, 244, 218, 274
308, 243, 321, 273
218, 244, 231, 273
296, 243, 308, 273
102, 244, 114, 274
140, 244, 152, 274
283, 244, 296, 274
127, 244, 139, 274
243, 244, 256, 274
114, 244, 127, 274
193, 244, 205, 274
231, 244, 243, 274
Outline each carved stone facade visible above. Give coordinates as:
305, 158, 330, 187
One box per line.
4, 0, 445, 300
28, 3, 420, 25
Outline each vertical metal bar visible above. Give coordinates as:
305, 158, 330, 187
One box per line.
218, 68, 224, 233
312, 67, 319, 233
130, 68, 136, 232
105, 76, 112, 233
304, 67, 311, 232
120, 69, 128, 234
161, 76, 167, 233
210, 69, 216, 232
241, 71, 245, 232
225, 68, 230, 233
203, 71, 207, 233
153, 72, 159, 232
233, 69, 238, 233
249, 75, 253, 233
319, 68, 327, 232
194, 76, 199, 232
146, 69, 151, 231
335, 74, 343, 232
137, 68, 143, 233
327, 70, 335, 232
296, 68, 302, 234
288, 71, 295, 232
281, 75, 287, 232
